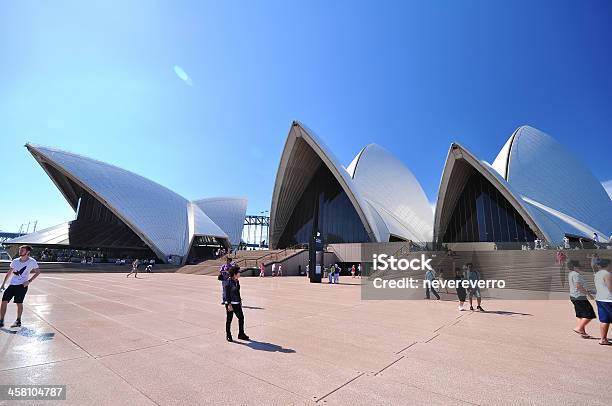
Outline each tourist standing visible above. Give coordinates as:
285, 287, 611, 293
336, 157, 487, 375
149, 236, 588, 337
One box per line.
593, 262, 612, 345
466, 263, 484, 311
438, 268, 449, 294
424, 268, 440, 300
259, 262, 265, 277
223, 267, 250, 342
271, 263, 276, 277
454, 267, 466, 311
277, 264, 283, 277
588, 253, 600, 273
1, 245, 40, 328
333, 264, 340, 284
563, 236, 570, 249
126, 258, 140, 278
567, 263, 596, 338
351, 264, 356, 278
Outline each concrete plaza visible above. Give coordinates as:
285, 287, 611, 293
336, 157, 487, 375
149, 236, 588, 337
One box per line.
0, 273, 610, 405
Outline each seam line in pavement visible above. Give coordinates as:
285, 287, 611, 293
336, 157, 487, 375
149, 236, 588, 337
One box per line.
0, 355, 89, 372
395, 342, 417, 354
374, 356, 405, 376
175, 341, 311, 402
94, 342, 170, 359
93, 358, 161, 406
28, 309, 96, 358
314, 372, 366, 403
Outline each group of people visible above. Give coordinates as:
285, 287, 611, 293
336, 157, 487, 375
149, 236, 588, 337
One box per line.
258, 262, 283, 277
567, 260, 612, 346
424, 264, 485, 312
125, 258, 154, 278
327, 263, 341, 284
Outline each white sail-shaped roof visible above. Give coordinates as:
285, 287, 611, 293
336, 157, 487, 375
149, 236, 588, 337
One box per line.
492, 126, 611, 242
434, 143, 549, 243
269, 121, 433, 248
6, 222, 70, 246
24, 144, 229, 262
192, 197, 248, 246
348, 144, 433, 242
437, 126, 612, 244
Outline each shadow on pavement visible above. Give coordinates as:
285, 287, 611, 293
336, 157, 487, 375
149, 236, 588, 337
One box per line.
242, 306, 265, 310
0, 327, 56, 340
481, 310, 533, 316
234, 339, 296, 353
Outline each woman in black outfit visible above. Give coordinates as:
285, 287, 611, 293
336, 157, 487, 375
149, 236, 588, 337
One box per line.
454, 267, 467, 311
223, 267, 250, 342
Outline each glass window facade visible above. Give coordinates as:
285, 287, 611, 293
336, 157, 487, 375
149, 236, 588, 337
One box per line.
277, 164, 371, 248
69, 191, 152, 252
442, 170, 537, 243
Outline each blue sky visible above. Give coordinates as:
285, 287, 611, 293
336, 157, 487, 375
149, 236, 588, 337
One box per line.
1, 0, 611, 232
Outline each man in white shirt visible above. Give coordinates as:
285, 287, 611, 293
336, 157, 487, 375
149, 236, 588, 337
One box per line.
594, 261, 612, 345
1, 245, 40, 328
567, 263, 596, 338
563, 236, 570, 249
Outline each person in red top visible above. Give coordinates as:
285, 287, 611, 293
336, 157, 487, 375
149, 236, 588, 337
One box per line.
351, 265, 356, 278
557, 249, 567, 287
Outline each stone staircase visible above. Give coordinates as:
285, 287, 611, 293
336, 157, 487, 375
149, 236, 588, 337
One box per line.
176, 248, 306, 276
374, 248, 611, 293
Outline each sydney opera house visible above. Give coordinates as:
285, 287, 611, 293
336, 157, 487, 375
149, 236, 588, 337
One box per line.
269, 122, 611, 249
5, 144, 247, 264
5, 122, 611, 264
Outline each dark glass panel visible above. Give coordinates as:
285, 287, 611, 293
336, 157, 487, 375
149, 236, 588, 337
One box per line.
441, 170, 537, 243
277, 164, 371, 248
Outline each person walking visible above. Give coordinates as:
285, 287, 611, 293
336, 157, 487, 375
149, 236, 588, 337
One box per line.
424, 268, 440, 300
557, 249, 567, 287
588, 253, 600, 273
351, 264, 356, 278
466, 263, 484, 311
454, 267, 466, 310
438, 268, 449, 294
259, 262, 265, 277
126, 258, 140, 278
277, 264, 283, 277
223, 267, 250, 342
271, 263, 276, 277
1, 245, 41, 328
593, 261, 612, 345
567, 262, 596, 338
333, 264, 340, 284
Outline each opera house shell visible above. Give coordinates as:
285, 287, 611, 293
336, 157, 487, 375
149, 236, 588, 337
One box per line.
434, 126, 612, 245
269, 121, 433, 249
6, 144, 247, 264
